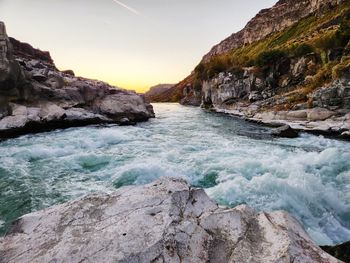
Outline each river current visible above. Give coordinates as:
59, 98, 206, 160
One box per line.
0, 103, 349, 245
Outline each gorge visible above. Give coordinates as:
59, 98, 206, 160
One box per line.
1, 0, 350, 262
148, 0, 350, 139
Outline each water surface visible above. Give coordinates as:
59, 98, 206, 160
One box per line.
0, 103, 349, 245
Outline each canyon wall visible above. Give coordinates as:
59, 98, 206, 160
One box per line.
0, 22, 154, 139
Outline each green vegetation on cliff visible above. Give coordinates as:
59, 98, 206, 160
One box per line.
194, 0, 350, 92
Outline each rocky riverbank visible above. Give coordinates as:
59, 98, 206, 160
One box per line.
151, 0, 350, 139
0, 177, 343, 263
200, 70, 350, 139
0, 22, 154, 139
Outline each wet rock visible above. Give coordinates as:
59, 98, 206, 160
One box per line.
340, 131, 350, 139
118, 117, 135, 126
321, 241, 350, 263
272, 124, 299, 138
0, 177, 341, 263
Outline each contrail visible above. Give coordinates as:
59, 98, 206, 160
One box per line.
111, 0, 141, 16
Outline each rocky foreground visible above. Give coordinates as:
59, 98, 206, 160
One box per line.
0, 177, 343, 263
0, 22, 154, 139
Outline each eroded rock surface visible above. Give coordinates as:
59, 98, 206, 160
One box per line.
199, 69, 350, 138
0, 22, 154, 139
0, 177, 342, 263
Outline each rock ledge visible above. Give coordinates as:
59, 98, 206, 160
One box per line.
0, 177, 342, 263
0, 22, 154, 139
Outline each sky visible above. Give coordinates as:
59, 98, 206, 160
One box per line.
0, 0, 277, 92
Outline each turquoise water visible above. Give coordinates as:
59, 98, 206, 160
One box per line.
0, 103, 349, 245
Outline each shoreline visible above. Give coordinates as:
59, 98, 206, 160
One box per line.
206, 106, 350, 141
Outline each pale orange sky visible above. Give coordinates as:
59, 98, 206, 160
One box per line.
0, 0, 277, 93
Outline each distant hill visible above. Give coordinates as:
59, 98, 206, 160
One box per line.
144, 84, 177, 102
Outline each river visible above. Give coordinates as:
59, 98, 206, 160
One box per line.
0, 103, 349, 245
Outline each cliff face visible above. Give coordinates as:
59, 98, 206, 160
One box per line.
0, 22, 154, 139
0, 23, 24, 99
202, 0, 344, 62
9, 37, 54, 65
176, 0, 350, 137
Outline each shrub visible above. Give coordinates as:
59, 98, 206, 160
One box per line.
194, 63, 205, 76
289, 43, 314, 57
311, 63, 334, 88
332, 56, 350, 78
193, 78, 202, 91
254, 49, 287, 67
206, 56, 230, 78
334, 22, 350, 47
314, 32, 337, 51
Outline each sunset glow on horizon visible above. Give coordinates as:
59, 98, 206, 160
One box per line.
0, 0, 277, 93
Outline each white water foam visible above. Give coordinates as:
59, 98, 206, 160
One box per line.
0, 103, 349, 245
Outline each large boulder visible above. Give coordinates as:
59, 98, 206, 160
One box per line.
272, 124, 299, 138
311, 80, 350, 110
97, 93, 155, 121
0, 177, 341, 263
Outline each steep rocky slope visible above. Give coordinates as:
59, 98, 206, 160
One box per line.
202, 0, 344, 62
0, 177, 342, 263
169, 0, 350, 137
0, 22, 154, 139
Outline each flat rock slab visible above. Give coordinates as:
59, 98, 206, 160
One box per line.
0, 177, 341, 263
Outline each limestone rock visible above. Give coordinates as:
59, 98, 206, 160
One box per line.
0, 22, 155, 139
39, 103, 66, 122
307, 107, 336, 121
310, 80, 350, 109
202, 0, 344, 62
272, 124, 299, 138
98, 93, 155, 121
0, 177, 342, 263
